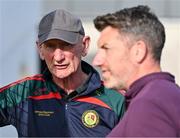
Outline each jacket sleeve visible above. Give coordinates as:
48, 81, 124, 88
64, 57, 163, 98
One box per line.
0, 78, 31, 126
0, 88, 10, 126
0, 75, 43, 127
0, 108, 9, 126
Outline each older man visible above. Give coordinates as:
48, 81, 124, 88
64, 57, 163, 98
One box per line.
0, 9, 125, 137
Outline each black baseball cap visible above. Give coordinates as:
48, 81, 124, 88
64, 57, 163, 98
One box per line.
38, 9, 85, 45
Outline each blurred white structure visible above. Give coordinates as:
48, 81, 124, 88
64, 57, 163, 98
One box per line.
161, 19, 180, 85
0, 1, 41, 86
0, 0, 180, 137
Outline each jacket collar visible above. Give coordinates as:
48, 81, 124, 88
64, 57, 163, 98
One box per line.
42, 61, 102, 98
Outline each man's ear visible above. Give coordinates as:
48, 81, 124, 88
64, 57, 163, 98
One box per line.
81, 36, 90, 57
36, 41, 45, 60
130, 40, 147, 63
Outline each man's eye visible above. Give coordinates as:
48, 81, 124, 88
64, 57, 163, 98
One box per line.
102, 46, 109, 50
100, 44, 110, 50
44, 45, 55, 50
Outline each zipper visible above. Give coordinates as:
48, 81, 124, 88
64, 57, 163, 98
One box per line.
65, 103, 68, 110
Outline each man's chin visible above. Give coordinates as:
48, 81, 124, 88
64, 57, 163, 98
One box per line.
103, 80, 120, 90
103, 80, 114, 89
53, 73, 69, 79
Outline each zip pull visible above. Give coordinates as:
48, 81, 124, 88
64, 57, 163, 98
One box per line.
65, 104, 68, 110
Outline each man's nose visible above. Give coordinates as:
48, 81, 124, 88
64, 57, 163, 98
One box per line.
92, 52, 104, 67
54, 48, 65, 61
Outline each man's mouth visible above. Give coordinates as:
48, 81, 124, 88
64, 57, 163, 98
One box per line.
102, 71, 108, 77
54, 64, 68, 69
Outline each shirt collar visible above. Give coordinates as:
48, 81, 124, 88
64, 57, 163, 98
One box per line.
125, 72, 175, 108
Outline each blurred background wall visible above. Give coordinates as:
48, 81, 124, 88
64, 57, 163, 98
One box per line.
0, 0, 180, 137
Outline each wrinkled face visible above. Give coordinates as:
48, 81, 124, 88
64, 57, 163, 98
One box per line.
38, 39, 86, 79
93, 26, 135, 90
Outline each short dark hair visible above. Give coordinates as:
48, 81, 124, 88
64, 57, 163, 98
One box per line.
93, 5, 165, 62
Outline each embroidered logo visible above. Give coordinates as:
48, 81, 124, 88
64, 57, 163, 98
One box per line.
34, 110, 54, 117
82, 110, 99, 128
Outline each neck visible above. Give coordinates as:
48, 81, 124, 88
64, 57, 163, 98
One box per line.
127, 59, 161, 89
53, 70, 88, 95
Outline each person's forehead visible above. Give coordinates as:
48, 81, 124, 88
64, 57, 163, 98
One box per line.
98, 26, 120, 46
